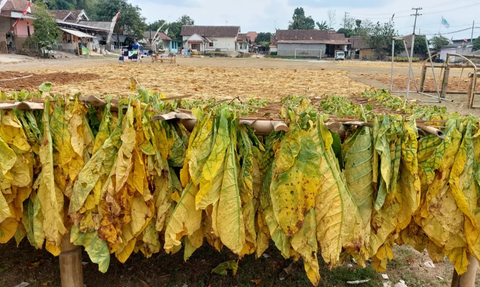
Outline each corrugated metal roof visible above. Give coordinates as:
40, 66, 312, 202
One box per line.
59, 28, 93, 38
77, 21, 111, 31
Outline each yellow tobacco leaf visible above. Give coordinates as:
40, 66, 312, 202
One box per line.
196, 109, 230, 209
0, 110, 31, 153
185, 115, 214, 187
271, 128, 319, 236
116, 105, 135, 192
239, 200, 256, 257
139, 219, 160, 258
291, 208, 320, 286
217, 127, 245, 255
38, 99, 67, 255
314, 118, 363, 267
0, 134, 17, 176
0, 191, 11, 223
0, 217, 18, 243
184, 228, 204, 261
164, 183, 202, 253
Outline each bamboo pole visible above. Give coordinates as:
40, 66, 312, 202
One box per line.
441, 66, 450, 99
419, 65, 427, 93
451, 254, 478, 287
59, 233, 83, 287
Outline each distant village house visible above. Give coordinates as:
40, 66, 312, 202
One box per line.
181, 25, 240, 52
271, 29, 350, 58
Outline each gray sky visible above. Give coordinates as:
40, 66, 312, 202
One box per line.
133, 0, 480, 40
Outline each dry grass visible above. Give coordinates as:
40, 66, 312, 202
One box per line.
46, 62, 370, 101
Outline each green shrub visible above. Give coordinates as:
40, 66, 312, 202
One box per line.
387, 56, 421, 62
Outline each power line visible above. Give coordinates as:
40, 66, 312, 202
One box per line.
422, 2, 480, 15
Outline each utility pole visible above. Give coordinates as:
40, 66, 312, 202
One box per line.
471, 21, 475, 44
406, 7, 422, 101
344, 12, 349, 29
411, 7, 422, 35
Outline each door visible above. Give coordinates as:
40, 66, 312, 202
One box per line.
191, 43, 200, 51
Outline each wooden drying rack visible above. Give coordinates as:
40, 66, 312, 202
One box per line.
0, 95, 463, 287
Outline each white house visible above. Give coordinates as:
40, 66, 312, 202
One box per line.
236, 33, 249, 53
181, 25, 240, 52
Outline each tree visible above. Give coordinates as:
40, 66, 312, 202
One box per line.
167, 22, 183, 43
474, 36, 480, 51
91, 0, 145, 39
316, 21, 329, 30
288, 7, 315, 30
28, 3, 62, 57
178, 15, 194, 25
430, 35, 450, 50
148, 20, 167, 32
256, 32, 272, 44
337, 28, 354, 37
360, 20, 399, 59
414, 36, 428, 55
33, 0, 98, 11
327, 9, 336, 29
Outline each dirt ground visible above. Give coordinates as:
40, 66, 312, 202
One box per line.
1, 239, 476, 287
1, 56, 480, 286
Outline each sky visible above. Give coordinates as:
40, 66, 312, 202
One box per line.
132, 0, 480, 40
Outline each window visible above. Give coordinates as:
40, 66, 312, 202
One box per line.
209, 42, 214, 47
27, 26, 31, 37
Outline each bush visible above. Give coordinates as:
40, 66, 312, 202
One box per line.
270, 51, 277, 56
387, 56, 420, 62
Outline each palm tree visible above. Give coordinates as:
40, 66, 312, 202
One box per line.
316, 21, 329, 30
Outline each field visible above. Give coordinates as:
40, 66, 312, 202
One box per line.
1, 56, 480, 287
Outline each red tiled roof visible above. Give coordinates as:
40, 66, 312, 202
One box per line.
50, 10, 85, 21
50, 10, 72, 20
143, 31, 173, 41
246, 31, 257, 42
237, 33, 247, 42
0, 0, 36, 16
181, 25, 240, 38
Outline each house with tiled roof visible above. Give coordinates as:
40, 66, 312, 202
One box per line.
0, 0, 36, 53
50, 9, 89, 23
181, 25, 240, 52
272, 29, 350, 58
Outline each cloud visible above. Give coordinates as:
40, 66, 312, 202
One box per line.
287, 0, 387, 8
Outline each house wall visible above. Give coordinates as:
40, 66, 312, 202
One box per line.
209, 37, 236, 52
0, 16, 12, 33
278, 43, 326, 57
237, 42, 248, 53
440, 48, 456, 61
359, 49, 373, 59
15, 19, 34, 37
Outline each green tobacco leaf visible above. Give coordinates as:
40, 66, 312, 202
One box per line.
38, 82, 53, 93
212, 260, 239, 276
343, 125, 374, 264
71, 225, 110, 273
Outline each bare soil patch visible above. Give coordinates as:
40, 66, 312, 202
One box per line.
0, 71, 98, 92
